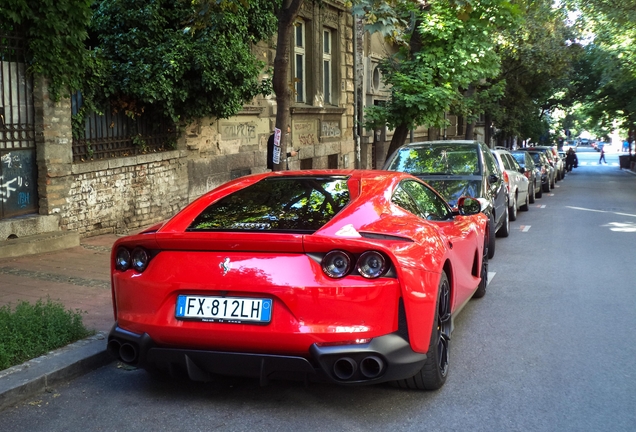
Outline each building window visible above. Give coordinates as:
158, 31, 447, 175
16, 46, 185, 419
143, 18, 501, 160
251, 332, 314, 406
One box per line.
294, 20, 306, 103
300, 158, 313, 170
328, 154, 338, 169
323, 29, 333, 105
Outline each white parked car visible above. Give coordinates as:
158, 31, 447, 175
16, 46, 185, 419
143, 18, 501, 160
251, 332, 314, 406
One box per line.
492, 148, 530, 222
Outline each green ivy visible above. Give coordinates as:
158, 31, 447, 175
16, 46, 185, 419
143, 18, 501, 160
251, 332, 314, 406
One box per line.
0, 0, 93, 100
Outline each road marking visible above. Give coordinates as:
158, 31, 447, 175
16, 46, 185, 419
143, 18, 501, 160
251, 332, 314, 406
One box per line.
549, 193, 555, 196
520, 225, 531, 232
537, 204, 546, 208
488, 272, 496, 285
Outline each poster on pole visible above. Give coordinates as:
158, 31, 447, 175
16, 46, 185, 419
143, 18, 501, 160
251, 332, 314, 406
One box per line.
272, 127, 282, 164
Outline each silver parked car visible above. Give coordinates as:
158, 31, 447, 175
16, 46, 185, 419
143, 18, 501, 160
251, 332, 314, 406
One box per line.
492, 149, 530, 221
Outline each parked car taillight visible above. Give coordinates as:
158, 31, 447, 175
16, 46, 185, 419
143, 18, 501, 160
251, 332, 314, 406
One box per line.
357, 251, 387, 279
322, 250, 352, 278
502, 170, 510, 191
115, 246, 152, 273
322, 250, 390, 279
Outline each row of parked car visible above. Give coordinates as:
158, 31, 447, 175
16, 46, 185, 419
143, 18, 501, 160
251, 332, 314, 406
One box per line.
383, 140, 567, 260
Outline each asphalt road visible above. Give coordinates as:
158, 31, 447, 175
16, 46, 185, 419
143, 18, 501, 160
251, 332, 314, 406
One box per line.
1, 147, 635, 432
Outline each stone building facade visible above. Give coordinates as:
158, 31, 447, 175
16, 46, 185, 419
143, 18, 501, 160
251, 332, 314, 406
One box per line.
0, 2, 357, 250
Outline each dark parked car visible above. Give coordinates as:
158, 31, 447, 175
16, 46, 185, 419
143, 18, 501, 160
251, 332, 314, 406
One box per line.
383, 140, 509, 259
510, 150, 540, 201
517, 150, 551, 193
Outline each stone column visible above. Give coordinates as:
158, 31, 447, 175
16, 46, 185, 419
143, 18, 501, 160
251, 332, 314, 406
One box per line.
33, 76, 74, 216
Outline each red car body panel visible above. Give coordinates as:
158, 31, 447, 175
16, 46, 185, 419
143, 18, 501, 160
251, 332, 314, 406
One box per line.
110, 169, 487, 380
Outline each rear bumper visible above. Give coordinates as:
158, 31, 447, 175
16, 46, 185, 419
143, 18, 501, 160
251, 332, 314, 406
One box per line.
108, 324, 427, 386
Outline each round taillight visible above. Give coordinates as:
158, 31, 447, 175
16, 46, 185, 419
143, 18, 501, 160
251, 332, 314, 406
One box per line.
322, 250, 352, 278
357, 251, 387, 279
131, 247, 149, 273
115, 248, 131, 271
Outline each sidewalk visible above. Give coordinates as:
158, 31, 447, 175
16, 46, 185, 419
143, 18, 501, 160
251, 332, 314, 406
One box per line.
0, 233, 120, 411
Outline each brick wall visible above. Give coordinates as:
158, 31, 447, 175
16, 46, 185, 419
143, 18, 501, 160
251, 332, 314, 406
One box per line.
65, 151, 188, 236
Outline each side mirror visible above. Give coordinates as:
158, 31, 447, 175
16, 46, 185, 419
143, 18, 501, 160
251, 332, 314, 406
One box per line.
518, 167, 525, 174
488, 174, 499, 184
455, 196, 482, 216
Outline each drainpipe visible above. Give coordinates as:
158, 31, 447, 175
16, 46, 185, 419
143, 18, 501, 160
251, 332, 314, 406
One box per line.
353, 14, 361, 168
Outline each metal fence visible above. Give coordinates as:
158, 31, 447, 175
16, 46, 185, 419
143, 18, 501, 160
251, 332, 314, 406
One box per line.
1, 29, 38, 218
71, 92, 177, 163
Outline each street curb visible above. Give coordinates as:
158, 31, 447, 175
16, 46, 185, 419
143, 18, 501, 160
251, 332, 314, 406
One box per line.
0, 332, 113, 412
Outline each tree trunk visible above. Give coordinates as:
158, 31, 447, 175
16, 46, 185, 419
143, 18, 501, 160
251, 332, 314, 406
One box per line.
465, 122, 475, 140
382, 12, 427, 161
484, 112, 492, 145
272, 0, 304, 171
385, 124, 411, 159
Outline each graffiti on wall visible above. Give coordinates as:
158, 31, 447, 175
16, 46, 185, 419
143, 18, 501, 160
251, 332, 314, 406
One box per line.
293, 121, 317, 147
220, 122, 258, 143
1, 151, 35, 213
321, 122, 341, 138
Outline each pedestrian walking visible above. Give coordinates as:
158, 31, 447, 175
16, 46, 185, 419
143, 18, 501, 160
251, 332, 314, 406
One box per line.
598, 145, 607, 164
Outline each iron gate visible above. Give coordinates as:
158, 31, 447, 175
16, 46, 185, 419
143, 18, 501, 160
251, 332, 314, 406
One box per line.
0, 30, 38, 219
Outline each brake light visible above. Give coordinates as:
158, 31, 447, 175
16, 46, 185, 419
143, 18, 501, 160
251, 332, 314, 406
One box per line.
502, 170, 510, 191
523, 170, 531, 179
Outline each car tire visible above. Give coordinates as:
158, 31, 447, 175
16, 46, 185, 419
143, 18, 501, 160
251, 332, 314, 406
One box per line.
542, 181, 550, 193
395, 272, 451, 390
529, 184, 535, 204
487, 216, 496, 259
509, 194, 517, 221
473, 237, 488, 299
496, 205, 510, 238
520, 191, 529, 211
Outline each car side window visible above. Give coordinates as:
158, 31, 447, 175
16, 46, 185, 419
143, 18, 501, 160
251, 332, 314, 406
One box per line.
483, 147, 500, 177
503, 154, 519, 171
401, 180, 452, 221
391, 185, 422, 216
509, 155, 522, 171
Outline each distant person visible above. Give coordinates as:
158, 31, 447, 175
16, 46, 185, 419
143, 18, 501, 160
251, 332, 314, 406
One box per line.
565, 148, 578, 172
598, 145, 607, 164
623, 140, 630, 153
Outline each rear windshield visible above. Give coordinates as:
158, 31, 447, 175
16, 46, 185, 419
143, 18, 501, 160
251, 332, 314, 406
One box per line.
511, 153, 526, 165
188, 176, 350, 233
386, 144, 481, 175
528, 153, 542, 164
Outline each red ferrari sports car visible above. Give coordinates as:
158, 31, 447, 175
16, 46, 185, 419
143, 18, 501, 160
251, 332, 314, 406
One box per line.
108, 170, 489, 390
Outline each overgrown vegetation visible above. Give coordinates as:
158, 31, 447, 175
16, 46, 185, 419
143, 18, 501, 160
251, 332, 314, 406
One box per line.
0, 298, 94, 371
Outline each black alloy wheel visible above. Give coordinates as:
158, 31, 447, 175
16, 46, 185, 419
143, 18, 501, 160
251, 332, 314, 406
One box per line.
394, 272, 451, 390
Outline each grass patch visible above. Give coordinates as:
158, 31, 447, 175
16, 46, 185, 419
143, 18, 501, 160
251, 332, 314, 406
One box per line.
0, 298, 94, 371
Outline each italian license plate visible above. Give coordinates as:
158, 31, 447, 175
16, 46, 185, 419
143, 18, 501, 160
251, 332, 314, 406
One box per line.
175, 295, 272, 324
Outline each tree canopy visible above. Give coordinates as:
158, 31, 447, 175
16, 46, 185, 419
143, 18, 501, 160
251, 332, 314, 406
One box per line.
89, 0, 278, 122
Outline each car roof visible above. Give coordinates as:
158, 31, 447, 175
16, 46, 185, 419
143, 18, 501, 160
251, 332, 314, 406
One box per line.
396, 140, 482, 148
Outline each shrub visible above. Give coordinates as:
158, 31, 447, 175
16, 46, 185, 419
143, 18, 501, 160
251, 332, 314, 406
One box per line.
0, 298, 94, 370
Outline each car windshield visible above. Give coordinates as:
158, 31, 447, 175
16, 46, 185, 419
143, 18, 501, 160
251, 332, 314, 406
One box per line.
188, 176, 350, 233
386, 144, 481, 175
